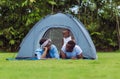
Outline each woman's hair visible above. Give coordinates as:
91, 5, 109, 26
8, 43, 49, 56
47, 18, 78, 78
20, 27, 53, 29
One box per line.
39, 38, 47, 45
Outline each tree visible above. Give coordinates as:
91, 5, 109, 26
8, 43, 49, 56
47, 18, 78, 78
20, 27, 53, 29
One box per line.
96, 0, 120, 50
0, 0, 119, 51
0, 0, 52, 51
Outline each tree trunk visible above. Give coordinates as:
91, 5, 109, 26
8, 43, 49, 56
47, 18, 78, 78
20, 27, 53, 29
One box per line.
84, 7, 87, 25
116, 15, 120, 50
51, 0, 54, 14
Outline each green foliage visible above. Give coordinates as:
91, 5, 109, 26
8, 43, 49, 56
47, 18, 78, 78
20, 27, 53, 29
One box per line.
0, 41, 3, 46
0, 0, 119, 51
87, 22, 99, 32
48, 1, 57, 5
0, 0, 52, 51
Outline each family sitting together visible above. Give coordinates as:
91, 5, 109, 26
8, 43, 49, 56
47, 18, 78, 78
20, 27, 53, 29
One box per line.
35, 29, 83, 60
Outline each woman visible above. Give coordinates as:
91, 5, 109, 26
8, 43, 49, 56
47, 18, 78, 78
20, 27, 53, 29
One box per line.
35, 38, 59, 59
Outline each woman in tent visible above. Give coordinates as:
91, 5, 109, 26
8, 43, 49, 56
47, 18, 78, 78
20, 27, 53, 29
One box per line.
35, 38, 59, 59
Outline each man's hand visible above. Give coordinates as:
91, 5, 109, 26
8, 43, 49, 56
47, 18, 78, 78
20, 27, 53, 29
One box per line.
71, 57, 77, 59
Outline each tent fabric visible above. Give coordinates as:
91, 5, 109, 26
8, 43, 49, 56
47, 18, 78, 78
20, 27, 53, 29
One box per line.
16, 13, 97, 59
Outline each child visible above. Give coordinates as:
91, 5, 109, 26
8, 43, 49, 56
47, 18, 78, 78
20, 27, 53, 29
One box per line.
62, 29, 74, 46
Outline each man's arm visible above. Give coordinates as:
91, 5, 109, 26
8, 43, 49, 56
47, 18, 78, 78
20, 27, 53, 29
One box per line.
60, 51, 66, 59
77, 53, 83, 59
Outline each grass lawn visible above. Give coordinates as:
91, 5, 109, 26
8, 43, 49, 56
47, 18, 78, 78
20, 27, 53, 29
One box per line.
0, 52, 120, 79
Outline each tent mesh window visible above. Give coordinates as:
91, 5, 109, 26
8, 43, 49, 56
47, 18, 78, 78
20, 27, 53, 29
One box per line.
42, 28, 74, 52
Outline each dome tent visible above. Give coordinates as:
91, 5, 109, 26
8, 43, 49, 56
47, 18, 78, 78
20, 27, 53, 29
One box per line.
16, 13, 97, 59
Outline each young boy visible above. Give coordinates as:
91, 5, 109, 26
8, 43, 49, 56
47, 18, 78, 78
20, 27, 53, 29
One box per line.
62, 29, 74, 46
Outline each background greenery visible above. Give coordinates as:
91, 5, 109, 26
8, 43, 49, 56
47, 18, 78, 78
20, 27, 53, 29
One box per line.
0, 0, 120, 52
0, 52, 120, 79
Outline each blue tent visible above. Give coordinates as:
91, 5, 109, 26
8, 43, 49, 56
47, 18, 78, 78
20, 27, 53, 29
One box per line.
16, 13, 97, 59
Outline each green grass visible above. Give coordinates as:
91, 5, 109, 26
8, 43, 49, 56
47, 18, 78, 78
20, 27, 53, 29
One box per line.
0, 52, 120, 79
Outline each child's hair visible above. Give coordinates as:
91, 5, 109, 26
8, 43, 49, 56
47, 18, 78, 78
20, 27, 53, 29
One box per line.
62, 29, 70, 36
64, 29, 70, 32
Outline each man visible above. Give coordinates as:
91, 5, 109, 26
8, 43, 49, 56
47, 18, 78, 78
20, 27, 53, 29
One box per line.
35, 38, 59, 59
60, 40, 83, 59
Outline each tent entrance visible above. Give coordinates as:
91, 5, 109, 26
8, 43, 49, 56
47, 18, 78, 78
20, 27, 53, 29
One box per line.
42, 28, 74, 51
